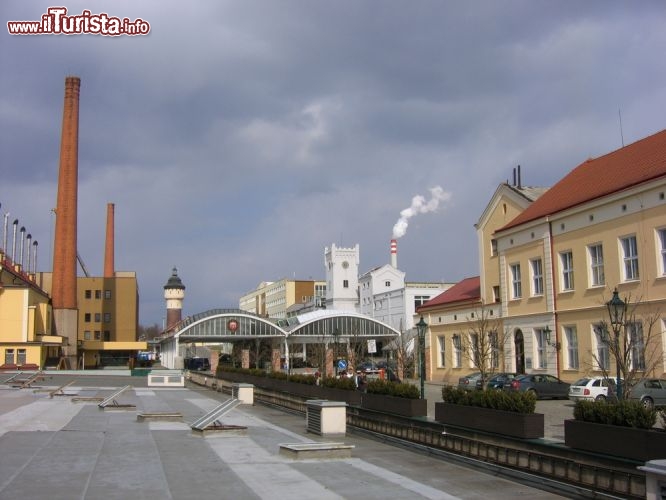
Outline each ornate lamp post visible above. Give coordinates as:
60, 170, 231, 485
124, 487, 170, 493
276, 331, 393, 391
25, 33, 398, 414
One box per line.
332, 328, 341, 377
606, 288, 626, 400
416, 316, 428, 399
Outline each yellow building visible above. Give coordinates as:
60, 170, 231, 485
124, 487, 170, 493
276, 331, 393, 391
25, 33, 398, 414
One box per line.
421, 130, 666, 385
239, 278, 326, 319
76, 272, 145, 368
0, 259, 64, 369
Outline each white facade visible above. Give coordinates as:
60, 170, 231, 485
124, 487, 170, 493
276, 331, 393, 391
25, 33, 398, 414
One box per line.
359, 261, 452, 332
324, 243, 359, 311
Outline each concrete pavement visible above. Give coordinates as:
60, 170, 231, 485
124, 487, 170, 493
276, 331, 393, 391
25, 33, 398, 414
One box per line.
0, 373, 568, 499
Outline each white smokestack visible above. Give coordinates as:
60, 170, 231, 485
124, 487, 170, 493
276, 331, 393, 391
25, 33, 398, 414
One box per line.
390, 239, 398, 268
392, 186, 451, 239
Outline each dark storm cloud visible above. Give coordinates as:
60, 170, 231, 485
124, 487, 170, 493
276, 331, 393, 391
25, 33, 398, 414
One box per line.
2, 0, 666, 325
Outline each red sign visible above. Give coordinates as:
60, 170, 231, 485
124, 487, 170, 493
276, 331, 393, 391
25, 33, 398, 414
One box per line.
227, 319, 239, 332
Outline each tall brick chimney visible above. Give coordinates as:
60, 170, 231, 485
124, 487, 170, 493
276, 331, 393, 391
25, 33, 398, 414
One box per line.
104, 203, 115, 277
52, 76, 81, 366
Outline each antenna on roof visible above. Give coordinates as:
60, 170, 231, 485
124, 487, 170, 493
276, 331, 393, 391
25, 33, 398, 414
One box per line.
618, 109, 625, 147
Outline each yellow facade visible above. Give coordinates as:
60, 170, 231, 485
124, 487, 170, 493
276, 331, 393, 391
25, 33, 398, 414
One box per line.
422, 169, 666, 385
0, 262, 62, 368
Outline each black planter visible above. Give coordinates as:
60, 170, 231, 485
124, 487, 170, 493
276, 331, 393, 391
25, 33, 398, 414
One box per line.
361, 393, 427, 417
565, 419, 666, 462
217, 372, 361, 405
434, 402, 544, 439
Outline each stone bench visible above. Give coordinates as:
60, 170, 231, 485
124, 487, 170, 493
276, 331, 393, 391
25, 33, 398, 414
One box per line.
279, 442, 354, 460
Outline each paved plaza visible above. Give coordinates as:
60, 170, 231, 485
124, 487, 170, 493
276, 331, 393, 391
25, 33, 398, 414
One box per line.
0, 373, 570, 500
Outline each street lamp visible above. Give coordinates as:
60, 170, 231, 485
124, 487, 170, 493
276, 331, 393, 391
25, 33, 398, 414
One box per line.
416, 316, 428, 399
543, 325, 560, 350
606, 288, 626, 400
332, 328, 340, 377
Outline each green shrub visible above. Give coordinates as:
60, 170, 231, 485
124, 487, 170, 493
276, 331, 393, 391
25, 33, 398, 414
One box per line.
288, 373, 318, 385
321, 377, 356, 390
366, 380, 420, 399
573, 400, 657, 429
441, 386, 536, 414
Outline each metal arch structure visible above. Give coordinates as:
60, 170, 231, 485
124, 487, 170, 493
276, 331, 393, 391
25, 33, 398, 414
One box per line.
158, 308, 401, 369
160, 309, 287, 369
283, 310, 400, 341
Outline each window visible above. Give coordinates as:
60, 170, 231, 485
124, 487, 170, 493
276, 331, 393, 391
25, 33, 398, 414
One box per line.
531, 259, 543, 295
414, 295, 430, 308
658, 229, 666, 275
535, 328, 547, 369
385, 280, 391, 287
84, 313, 91, 323
85, 290, 92, 299
627, 321, 645, 371
95, 290, 102, 299
560, 251, 574, 290
510, 263, 522, 298
104, 331, 111, 341
469, 333, 479, 368
437, 336, 446, 368
621, 235, 639, 280
104, 290, 112, 299
94, 331, 101, 340
17, 349, 26, 365
453, 335, 462, 368
5, 349, 15, 365
343, 280, 349, 288
84, 331, 91, 340
589, 244, 605, 286
94, 313, 101, 322
492, 286, 500, 303
103, 313, 111, 323
490, 239, 498, 256
594, 324, 610, 370
489, 330, 499, 369
564, 326, 579, 369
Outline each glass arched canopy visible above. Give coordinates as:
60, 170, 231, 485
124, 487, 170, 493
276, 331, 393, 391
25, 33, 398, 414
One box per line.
167, 308, 400, 344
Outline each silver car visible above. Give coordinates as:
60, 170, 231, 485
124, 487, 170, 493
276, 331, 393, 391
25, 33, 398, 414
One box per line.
628, 379, 666, 410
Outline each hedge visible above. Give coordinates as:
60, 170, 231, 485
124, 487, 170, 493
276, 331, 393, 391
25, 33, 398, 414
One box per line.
441, 385, 536, 414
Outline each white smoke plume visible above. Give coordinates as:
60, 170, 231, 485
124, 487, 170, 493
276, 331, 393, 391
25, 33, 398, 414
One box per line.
392, 186, 451, 239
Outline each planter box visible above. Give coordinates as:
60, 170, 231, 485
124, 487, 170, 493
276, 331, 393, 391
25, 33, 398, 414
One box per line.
361, 393, 427, 417
565, 419, 666, 462
435, 402, 544, 439
217, 372, 361, 405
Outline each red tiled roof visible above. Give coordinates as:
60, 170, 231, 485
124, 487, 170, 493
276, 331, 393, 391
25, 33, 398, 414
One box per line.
499, 128, 666, 232
417, 276, 480, 311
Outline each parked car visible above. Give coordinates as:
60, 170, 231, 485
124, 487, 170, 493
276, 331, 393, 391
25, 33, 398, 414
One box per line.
356, 361, 379, 372
628, 379, 666, 410
568, 376, 618, 402
458, 372, 483, 391
478, 372, 518, 391
504, 374, 570, 399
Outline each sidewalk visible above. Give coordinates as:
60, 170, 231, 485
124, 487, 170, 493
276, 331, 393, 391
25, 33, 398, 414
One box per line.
0, 375, 567, 499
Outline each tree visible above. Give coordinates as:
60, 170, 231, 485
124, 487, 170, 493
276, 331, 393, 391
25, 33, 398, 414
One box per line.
457, 305, 510, 389
137, 323, 161, 341
591, 289, 661, 400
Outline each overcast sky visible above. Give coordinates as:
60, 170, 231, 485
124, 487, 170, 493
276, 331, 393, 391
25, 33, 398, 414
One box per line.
2, 1, 666, 327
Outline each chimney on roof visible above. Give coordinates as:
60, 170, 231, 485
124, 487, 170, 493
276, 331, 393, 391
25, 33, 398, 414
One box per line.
104, 203, 115, 277
512, 167, 516, 186
390, 239, 398, 268
517, 164, 522, 189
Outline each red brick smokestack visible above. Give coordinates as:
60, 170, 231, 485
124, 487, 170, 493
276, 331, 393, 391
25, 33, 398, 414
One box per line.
52, 76, 80, 363
104, 203, 115, 277
52, 76, 80, 309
